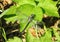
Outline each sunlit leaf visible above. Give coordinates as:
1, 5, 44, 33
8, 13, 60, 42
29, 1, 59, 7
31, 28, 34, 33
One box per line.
33, 6, 43, 21
13, 0, 36, 7
39, 27, 52, 42
7, 37, 22, 42
38, 0, 59, 17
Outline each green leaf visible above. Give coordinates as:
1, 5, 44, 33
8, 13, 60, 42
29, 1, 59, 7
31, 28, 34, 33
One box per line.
39, 27, 52, 42
17, 14, 28, 32
26, 30, 34, 42
38, 0, 59, 17
16, 4, 43, 32
2, 6, 16, 15
7, 37, 22, 42
26, 29, 40, 42
2, 28, 7, 41
0, 6, 16, 18
16, 4, 34, 32
5, 16, 18, 23
17, 4, 43, 21
5, 4, 43, 32
53, 28, 60, 42
13, 0, 36, 7
0, 6, 17, 23
17, 4, 35, 16
33, 6, 43, 21
38, 0, 57, 6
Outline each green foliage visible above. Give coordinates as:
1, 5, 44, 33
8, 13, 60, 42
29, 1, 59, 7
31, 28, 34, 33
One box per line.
0, 0, 60, 42
1, 0, 59, 30
38, 0, 59, 17
7, 37, 22, 42
53, 28, 60, 42
39, 26, 52, 42
26, 29, 40, 42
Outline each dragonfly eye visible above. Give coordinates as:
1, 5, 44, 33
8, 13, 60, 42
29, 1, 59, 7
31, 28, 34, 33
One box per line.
28, 14, 35, 22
